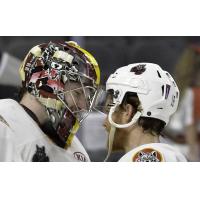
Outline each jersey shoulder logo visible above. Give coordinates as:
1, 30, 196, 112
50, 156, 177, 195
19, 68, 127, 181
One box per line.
132, 148, 164, 162
73, 152, 87, 162
32, 145, 49, 162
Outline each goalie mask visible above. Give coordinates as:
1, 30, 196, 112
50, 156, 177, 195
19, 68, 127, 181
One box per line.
19, 41, 100, 147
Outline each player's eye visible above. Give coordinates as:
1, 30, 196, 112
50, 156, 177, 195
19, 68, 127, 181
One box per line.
73, 90, 82, 96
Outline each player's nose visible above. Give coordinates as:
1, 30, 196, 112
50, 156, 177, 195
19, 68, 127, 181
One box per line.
77, 99, 87, 110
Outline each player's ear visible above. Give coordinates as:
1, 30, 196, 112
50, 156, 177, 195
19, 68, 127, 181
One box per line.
122, 103, 135, 122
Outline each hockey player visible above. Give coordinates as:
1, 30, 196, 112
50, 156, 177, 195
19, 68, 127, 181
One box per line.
0, 41, 100, 161
102, 63, 187, 162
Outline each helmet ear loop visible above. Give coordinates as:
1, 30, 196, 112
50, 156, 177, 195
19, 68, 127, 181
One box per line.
104, 125, 116, 162
104, 104, 118, 161
104, 103, 141, 161
108, 104, 142, 129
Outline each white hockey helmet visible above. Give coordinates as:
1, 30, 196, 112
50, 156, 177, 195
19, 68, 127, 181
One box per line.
106, 63, 179, 125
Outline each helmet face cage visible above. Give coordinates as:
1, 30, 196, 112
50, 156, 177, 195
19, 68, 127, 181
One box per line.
57, 76, 98, 123
19, 41, 100, 145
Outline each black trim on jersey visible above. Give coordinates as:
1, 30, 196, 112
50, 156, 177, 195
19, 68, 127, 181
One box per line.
21, 104, 40, 125
21, 104, 66, 148
40, 121, 66, 148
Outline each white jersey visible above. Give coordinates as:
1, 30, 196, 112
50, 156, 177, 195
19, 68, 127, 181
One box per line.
0, 99, 90, 162
119, 142, 187, 162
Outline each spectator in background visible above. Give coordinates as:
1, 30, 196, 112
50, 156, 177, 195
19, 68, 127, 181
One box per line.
167, 45, 200, 161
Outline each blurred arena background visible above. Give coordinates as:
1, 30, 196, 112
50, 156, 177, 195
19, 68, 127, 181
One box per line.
0, 36, 200, 161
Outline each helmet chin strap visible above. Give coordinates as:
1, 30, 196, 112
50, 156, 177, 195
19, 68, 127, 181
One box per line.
108, 104, 142, 128
104, 103, 141, 162
104, 125, 116, 162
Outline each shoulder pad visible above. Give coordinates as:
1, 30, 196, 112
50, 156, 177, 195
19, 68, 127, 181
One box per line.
132, 147, 164, 162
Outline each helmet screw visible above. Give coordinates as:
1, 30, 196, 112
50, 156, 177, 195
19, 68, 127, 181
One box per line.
114, 90, 119, 99
147, 111, 151, 116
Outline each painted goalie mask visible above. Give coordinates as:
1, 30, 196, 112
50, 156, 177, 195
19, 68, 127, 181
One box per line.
19, 41, 100, 147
